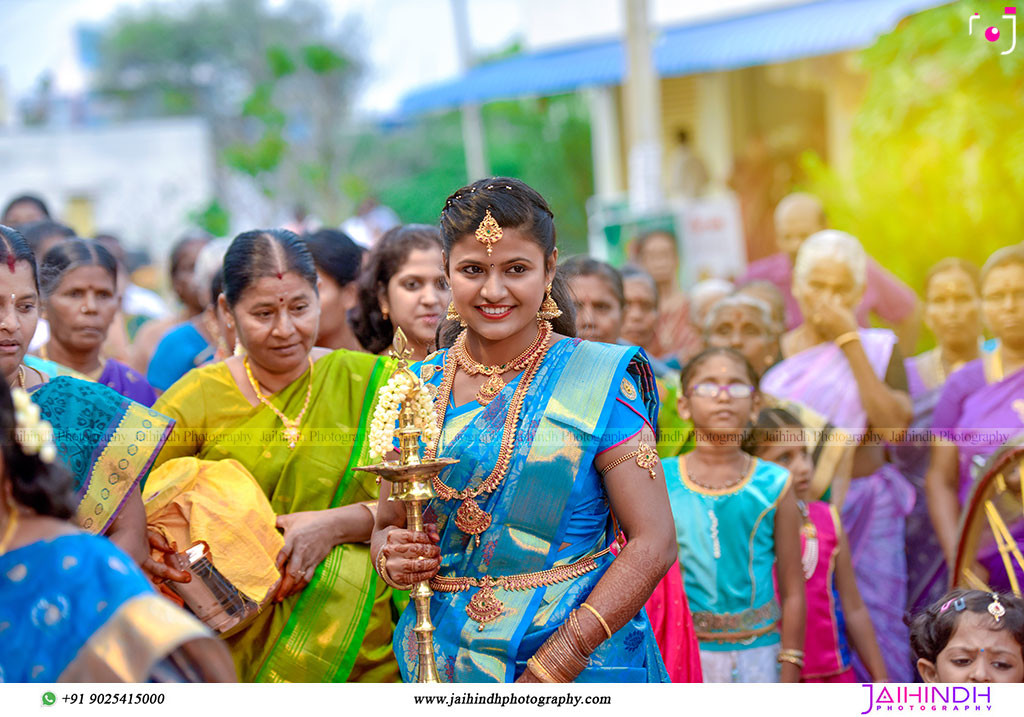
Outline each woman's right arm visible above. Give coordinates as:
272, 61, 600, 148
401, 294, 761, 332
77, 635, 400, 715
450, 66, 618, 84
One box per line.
369, 478, 440, 588
925, 442, 962, 569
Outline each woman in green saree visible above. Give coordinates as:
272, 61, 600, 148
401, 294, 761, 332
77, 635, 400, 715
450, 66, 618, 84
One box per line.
148, 229, 397, 683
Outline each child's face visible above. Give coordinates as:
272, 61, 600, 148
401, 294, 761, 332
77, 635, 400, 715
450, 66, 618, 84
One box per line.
756, 429, 813, 500
677, 355, 759, 440
918, 612, 1024, 683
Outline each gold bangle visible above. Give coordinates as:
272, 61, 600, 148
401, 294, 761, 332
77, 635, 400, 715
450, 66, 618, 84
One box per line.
569, 610, 597, 654
834, 331, 860, 349
777, 653, 805, 668
526, 657, 558, 683
580, 602, 613, 639
376, 547, 413, 590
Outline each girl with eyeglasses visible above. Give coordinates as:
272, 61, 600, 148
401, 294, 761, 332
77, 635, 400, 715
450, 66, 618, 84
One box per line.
663, 347, 805, 682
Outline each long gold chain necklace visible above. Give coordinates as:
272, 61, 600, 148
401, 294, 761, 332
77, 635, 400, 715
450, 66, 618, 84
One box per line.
427, 324, 553, 545
452, 320, 551, 405
243, 356, 314, 450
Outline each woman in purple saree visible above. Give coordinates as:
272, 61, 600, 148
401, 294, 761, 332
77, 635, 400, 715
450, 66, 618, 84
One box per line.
761, 230, 915, 683
30, 239, 158, 406
894, 259, 983, 614
927, 245, 1024, 593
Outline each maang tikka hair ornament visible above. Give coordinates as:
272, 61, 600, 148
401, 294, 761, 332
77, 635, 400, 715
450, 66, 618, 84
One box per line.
475, 209, 502, 255
988, 593, 1006, 622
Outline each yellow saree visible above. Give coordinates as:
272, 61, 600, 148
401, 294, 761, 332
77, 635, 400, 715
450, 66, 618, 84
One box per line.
150, 350, 397, 683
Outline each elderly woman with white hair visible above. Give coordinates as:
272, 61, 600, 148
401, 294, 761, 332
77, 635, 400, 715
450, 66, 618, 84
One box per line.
760, 230, 915, 683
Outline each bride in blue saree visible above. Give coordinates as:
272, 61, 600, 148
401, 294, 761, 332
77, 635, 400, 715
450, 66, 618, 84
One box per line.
370, 178, 676, 683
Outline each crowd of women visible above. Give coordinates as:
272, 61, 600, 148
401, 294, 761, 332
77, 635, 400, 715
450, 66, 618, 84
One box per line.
0, 181, 1023, 685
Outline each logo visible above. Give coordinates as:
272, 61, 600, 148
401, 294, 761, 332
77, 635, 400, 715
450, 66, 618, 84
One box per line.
970, 7, 1017, 54
860, 684, 993, 713
41, 692, 56, 706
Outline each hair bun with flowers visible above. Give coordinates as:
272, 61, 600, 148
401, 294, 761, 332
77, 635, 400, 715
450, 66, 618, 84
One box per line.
11, 387, 57, 464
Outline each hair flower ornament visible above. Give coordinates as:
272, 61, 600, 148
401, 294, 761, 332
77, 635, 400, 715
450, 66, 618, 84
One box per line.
12, 387, 57, 464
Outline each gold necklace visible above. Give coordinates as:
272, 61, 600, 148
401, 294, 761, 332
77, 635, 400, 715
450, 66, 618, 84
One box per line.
0, 506, 19, 555
427, 327, 553, 545
685, 453, 751, 492
453, 320, 552, 404
243, 356, 314, 450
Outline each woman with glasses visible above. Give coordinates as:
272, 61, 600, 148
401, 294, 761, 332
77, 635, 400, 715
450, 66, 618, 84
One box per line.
663, 347, 805, 682
760, 230, 914, 683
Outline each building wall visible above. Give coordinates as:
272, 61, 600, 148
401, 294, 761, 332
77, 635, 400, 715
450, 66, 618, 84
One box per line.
0, 117, 214, 258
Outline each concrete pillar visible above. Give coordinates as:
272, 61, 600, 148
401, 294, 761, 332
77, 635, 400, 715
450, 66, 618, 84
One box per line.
622, 0, 663, 212
695, 73, 733, 191
451, 0, 488, 181
584, 87, 624, 199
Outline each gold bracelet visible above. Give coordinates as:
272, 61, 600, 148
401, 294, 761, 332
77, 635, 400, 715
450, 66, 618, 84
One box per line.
376, 548, 413, 590
569, 610, 598, 654
526, 657, 558, 683
777, 653, 804, 668
580, 602, 613, 639
599, 439, 660, 480
778, 648, 805, 658
834, 331, 860, 349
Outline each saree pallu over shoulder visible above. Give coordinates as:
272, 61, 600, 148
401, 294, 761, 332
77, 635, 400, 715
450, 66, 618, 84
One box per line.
30, 376, 172, 535
154, 350, 397, 683
396, 339, 666, 683
0, 534, 211, 683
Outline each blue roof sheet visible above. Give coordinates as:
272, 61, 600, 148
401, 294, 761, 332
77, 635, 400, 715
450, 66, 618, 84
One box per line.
399, 0, 950, 115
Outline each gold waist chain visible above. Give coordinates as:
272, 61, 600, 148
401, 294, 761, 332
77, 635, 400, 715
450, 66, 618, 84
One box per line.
431, 546, 613, 631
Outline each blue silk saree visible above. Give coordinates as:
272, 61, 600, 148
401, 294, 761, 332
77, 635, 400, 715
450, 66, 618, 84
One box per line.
394, 338, 669, 683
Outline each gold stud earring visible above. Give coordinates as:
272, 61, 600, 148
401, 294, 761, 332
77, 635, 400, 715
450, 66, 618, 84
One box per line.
537, 283, 562, 320
446, 301, 467, 328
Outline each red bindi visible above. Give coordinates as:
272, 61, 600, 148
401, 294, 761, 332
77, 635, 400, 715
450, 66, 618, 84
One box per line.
276, 272, 283, 280
5, 255, 14, 273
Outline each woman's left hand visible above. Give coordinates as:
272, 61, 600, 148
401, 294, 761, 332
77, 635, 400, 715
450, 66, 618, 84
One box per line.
273, 510, 340, 602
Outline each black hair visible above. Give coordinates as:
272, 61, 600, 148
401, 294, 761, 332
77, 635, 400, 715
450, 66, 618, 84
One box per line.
633, 229, 678, 258
352, 224, 443, 354
561, 255, 626, 308
169, 234, 210, 277
743, 407, 804, 455
0, 224, 40, 289
0, 380, 75, 519
304, 228, 364, 288
679, 346, 760, 395
210, 267, 224, 306
2, 194, 50, 224
19, 220, 75, 255
980, 246, 1024, 288
924, 258, 981, 295
438, 177, 576, 338
39, 239, 118, 299
620, 264, 659, 306
910, 589, 1024, 665
221, 229, 318, 308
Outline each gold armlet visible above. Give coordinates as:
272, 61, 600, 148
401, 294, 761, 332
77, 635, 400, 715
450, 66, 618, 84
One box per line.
375, 548, 413, 590
600, 439, 659, 480
833, 331, 860, 349
580, 602, 613, 639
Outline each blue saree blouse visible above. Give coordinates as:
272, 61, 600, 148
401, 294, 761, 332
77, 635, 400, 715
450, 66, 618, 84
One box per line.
393, 337, 668, 683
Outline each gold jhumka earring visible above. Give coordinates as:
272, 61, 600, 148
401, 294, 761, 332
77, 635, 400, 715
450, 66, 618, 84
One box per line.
446, 301, 467, 328
537, 283, 562, 320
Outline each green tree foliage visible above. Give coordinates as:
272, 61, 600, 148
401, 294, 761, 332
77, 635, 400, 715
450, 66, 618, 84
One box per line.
804, 0, 1024, 294
94, 0, 360, 223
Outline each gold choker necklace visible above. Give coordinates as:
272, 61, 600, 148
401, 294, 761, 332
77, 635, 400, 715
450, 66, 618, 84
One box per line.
452, 320, 552, 405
